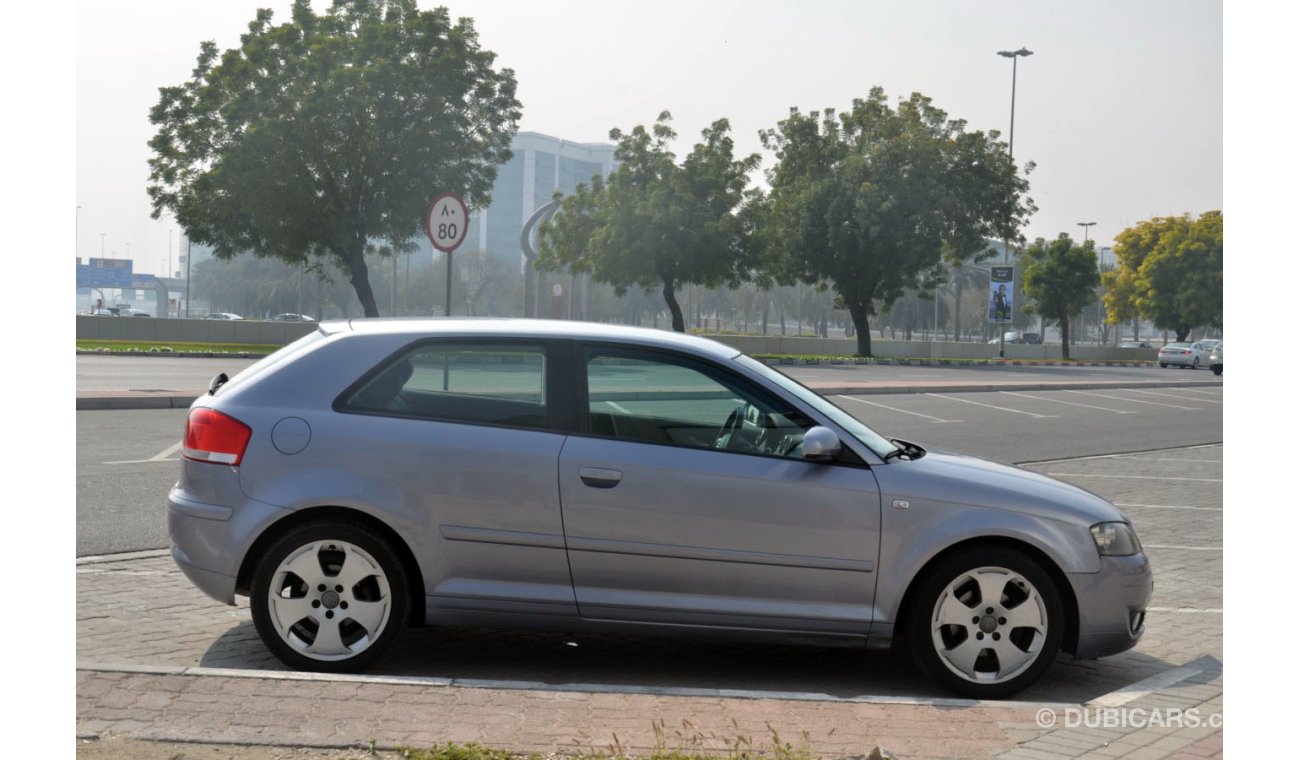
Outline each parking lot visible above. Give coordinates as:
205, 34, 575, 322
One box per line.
77, 378, 1222, 757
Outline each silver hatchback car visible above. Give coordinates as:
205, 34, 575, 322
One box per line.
169, 319, 1151, 699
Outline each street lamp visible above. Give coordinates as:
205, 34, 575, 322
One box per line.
100, 233, 107, 258
996, 46, 1033, 357
997, 48, 1034, 163
1077, 221, 1096, 243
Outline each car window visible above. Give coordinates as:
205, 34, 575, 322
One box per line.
584, 349, 815, 459
342, 343, 548, 430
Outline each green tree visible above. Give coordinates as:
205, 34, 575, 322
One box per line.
758, 88, 1033, 356
1020, 234, 1099, 359
1103, 212, 1223, 342
537, 113, 760, 332
147, 0, 521, 317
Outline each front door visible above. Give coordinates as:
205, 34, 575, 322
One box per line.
558, 346, 882, 634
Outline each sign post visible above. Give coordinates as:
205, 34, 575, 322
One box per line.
425, 193, 470, 317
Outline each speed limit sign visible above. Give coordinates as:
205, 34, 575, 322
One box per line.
425, 192, 469, 252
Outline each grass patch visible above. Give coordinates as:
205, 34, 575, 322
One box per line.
77, 339, 282, 354
397, 723, 893, 760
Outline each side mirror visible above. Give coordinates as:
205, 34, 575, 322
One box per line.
802, 426, 842, 462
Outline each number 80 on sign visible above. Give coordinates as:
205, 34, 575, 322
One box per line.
425, 192, 470, 253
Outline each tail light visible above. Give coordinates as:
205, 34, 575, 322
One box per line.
183, 408, 252, 465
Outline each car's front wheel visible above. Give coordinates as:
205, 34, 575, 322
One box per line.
251, 521, 409, 673
907, 546, 1063, 699
1160, 362, 1168, 368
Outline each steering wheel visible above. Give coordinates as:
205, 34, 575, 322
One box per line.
715, 403, 748, 451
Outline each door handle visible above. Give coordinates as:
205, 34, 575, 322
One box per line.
579, 467, 622, 489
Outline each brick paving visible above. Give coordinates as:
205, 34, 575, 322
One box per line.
77, 446, 1223, 758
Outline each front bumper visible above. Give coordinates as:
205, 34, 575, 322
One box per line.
1068, 552, 1154, 659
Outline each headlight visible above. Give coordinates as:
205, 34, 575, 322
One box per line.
1090, 522, 1143, 556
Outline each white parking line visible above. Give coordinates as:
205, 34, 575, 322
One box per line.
1173, 388, 1224, 397
1111, 458, 1222, 464
104, 441, 183, 465
1147, 607, 1223, 614
999, 391, 1134, 414
1089, 665, 1205, 708
1063, 390, 1200, 411
1115, 503, 1221, 511
1041, 472, 1222, 482
835, 395, 960, 423
1123, 388, 1223, 404
925, 393, 1055, 419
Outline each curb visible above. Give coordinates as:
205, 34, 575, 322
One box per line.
758, 357, 1155, 368
76, 379, 1222, 410
77, 349, 273, 359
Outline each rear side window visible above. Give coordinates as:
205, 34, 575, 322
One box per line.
340, 343, 548, 430
215, 329, 327, 395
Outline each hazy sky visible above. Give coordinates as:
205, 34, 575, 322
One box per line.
76, 0, 1222, 275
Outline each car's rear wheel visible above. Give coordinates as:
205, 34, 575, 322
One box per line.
1192, 358, 1199, 369
251, 522, 409, 673
907, 546, 1063, 699
1159, 362, 1168, 368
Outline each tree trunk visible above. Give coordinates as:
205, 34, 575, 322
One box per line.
343, 243, 380, 318
1060, 315, 1071, 360
1175, 326, 1191, 342
847, 301, 872, 356
662, 278, 685, 332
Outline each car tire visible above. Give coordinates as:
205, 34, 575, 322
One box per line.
1212, 365, 1222, 376
907, 546, 1064, 699
1160, 363, 1168, 368
1192, 358, 1199, 369
251, 521, 409, 673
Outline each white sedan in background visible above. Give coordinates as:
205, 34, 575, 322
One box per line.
1157, 341, 1211, 369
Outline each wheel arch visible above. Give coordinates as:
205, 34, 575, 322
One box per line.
235, 505, 426, 625
890, 536, 1081, 656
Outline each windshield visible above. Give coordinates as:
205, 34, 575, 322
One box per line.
734, 354, 898, 459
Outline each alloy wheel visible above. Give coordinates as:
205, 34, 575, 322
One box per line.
929, 566, 1049, 684
265, 539, 393, 661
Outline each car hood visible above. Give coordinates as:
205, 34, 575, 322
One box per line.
879, 449, 1129, 526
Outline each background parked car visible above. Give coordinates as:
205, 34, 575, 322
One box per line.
271, 313, 317, 322
1157, 342, 1211, 369
1210, 343, 1223, 375
1119, 341, 1153, 349
204, 312, 244, 320
117, 308, 152, 317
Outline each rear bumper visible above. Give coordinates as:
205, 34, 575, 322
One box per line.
168, 485, 288, 605
1068, 553, 1154, 659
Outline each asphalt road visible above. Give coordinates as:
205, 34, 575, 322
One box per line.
77, 353, 1210, 393
76, 384, 1222, 557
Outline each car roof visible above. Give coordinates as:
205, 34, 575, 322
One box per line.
326, 318, 742, 361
